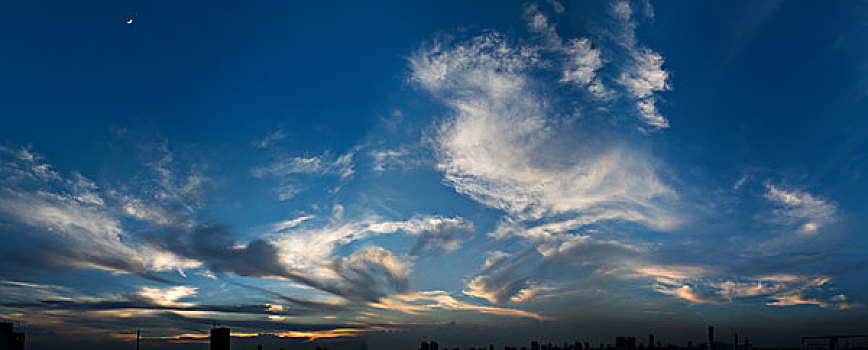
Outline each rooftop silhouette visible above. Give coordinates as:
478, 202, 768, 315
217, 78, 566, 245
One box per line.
0, 322, 24, 350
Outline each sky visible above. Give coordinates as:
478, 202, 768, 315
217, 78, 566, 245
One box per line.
1, 0, 868, 349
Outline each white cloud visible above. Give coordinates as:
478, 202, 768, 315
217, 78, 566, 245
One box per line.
609, 1, 672, 128
71, 172, 104, 206
524, 5, 607, 97
253, 152, 355, 179
332, 246, 412, 300
411, 33, 676, 225
117, 141, 208, 227
0, 146, 201, 275
273, 215, 473, 279
255, 129, 287, 148
561, 38, 604, 87
375, 290, 548, 320
766, 290, 827, 307
634, 266, 840, 307
136, 286, 198, 307
370, 148, 409, 172
612, 0, 633, 21
270, 215, 316, 233
764, 183, 837, 234
369, 145, 430, 173
619, 49, 668, 100
410, 12, 682, 304
253, 150, 355, 200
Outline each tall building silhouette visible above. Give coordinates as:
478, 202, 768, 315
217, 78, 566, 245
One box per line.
210, 327, 230, 350
0, 322, 24, 350
707, 326, 714, 350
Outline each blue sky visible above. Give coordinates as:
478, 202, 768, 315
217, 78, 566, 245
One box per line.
1, 1, 868, 349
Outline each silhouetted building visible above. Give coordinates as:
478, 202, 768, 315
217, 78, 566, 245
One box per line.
422, 341, 430, 350
532, 341, 540, 350
210, 327, 230, 350
708, 326, 715, 350
617, 337, 627, 350
432, 341, 440, 350
0, 323, 24, 350
649, 334, 655, 350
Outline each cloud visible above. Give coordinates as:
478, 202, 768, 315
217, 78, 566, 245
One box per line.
636, 267, 844, 307
255, 129, 287, 149
135, 286, 198, 307
253, 151, 354, 179
114, 141, 209, 228
524, 4, 607, 97
507, 283, 565, 303
409, 13, 683, 304
763, 182, 837, 234
609, 0, 672, 128
463, 250, 541, 304
153, 224, 298, 280
149, 215, 470, 304
404, 2, 864, 314
270, 215, 316, 233
370, 148, 410, 172
384, 215, 474, 256
411, 33, 676, 226
374, 290, 548, 321
332, 246, 412, 302
252, 150, 355, 200
766, 290, 828, 307
369, 146, 431, 173
0, 146, 200, 277
273, 215, 473, 280
0, 281, 356, 335
463, 235, 646, 304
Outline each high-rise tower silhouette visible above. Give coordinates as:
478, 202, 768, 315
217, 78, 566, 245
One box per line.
0, 323, 24, 350
210, 327, 230, 350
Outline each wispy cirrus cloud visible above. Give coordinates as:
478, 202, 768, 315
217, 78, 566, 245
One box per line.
254, 129, 287, 149
609, 0, 671, 129
252, 149, 355, 200
763, 182, 837, 234
524, 4, 608, 98
373, 290, 549, 321
409, 3, 682, 305
140, 213, 474, 305
0, 146, 200, 278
